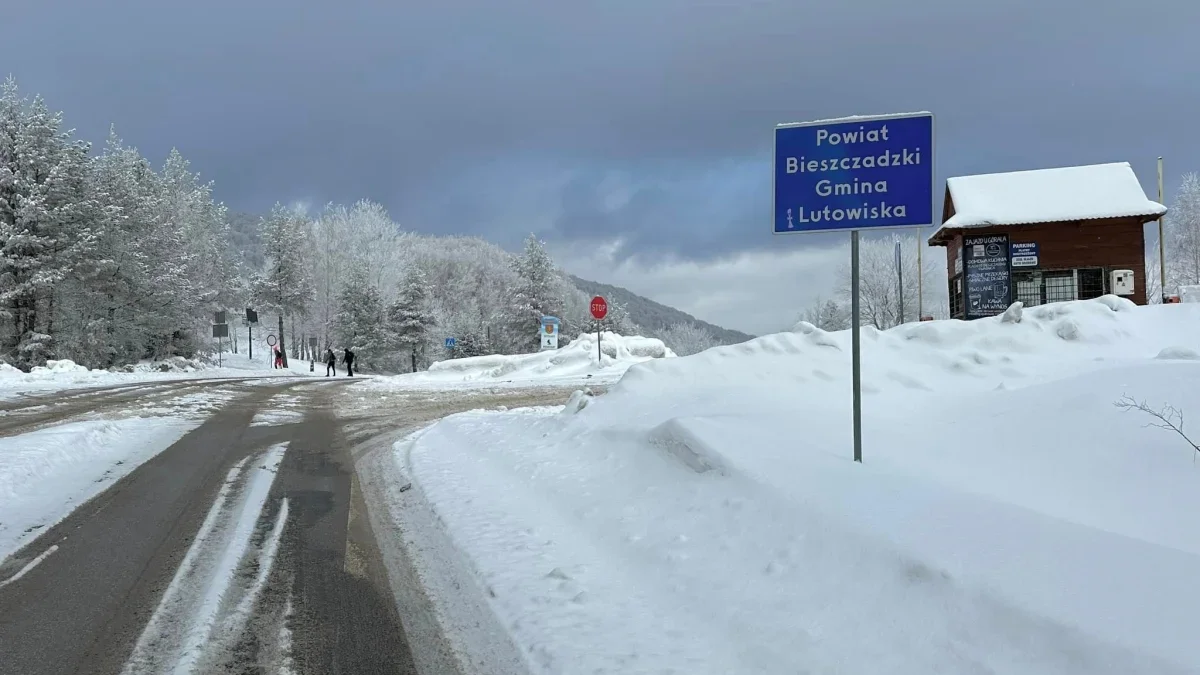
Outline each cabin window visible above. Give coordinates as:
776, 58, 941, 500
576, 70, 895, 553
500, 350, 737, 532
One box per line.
1077, 268, 1106, 300
949, 274, 964, 318
1011, 268, 1111, 307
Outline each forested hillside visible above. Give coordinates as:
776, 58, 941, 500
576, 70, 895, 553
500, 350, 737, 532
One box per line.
569, 276, 754, 345
0, 79, 654, 372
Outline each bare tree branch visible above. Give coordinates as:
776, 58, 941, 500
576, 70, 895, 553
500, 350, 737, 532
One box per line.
1114, 394, 1200, 461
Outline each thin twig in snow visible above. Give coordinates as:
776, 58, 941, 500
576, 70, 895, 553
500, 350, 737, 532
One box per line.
1114, 394, 1200, 462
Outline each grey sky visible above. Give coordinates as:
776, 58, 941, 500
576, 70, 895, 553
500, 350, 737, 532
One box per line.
6, 0, 1197, 333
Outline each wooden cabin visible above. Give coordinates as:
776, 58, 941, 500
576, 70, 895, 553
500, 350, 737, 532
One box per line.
928, 162, 1166, 319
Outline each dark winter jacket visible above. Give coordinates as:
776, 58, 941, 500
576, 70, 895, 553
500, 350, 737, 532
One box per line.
343, 349, 355, 365
324, 349, 336, 365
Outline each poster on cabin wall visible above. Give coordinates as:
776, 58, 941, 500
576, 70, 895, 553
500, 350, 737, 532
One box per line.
964, 233, 1011, 319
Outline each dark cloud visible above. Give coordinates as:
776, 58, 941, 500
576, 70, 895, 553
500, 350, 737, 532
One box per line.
5, 0, 1197, 262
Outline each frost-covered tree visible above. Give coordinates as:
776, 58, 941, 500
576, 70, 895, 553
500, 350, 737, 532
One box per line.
76, 130, 171, 365
450, 326, 491, 359
1165, 172, 1200, 291
387, 267, 436, 372
801, 296, 850, 331
503, 233, 565, 353
657, 322, 719, 356
838, 234, 942, 329
0, 79, 99, 368
1146, 250, 1163, 304
253, 204, 313, 367
308, 203, 348, 349
161, 148, 239, 320
334, 266, 385, 367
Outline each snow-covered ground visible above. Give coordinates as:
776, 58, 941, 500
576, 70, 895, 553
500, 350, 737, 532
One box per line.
362, 332, 674, 393
0, 417, 198, 561
382, 297, 1200, 674
0, 345, 323, 400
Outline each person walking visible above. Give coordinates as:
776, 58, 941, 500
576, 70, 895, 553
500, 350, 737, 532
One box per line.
324, 348, 336, 377
342, 347, 356, 377
273, 347, 284, 370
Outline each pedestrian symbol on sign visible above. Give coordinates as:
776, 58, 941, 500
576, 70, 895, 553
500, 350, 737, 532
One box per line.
445, 337, 456, 349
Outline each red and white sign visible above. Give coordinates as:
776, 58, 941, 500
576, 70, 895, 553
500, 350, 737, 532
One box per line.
590, 296, 608, 320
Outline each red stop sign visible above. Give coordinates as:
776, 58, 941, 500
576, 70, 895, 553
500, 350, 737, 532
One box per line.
590, 296, 608, 320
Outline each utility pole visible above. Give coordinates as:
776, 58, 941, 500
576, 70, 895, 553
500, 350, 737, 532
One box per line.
1158, 157, 1167, 302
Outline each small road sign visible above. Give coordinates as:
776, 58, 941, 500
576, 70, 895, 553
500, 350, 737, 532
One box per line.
212, 323, 228, 339
590, 296, 608, 320
445, 337, 456, 349
266, 334, 277, 347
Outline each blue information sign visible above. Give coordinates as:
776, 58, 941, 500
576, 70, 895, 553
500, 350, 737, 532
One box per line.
444, 337, 456, 349
774, 112, 935, 234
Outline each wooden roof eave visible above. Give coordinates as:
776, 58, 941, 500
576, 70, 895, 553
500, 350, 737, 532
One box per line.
929, 211, 1166, 247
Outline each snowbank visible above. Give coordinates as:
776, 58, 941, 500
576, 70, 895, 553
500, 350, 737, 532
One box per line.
0, 349, 324, 399
374, 332, 675, 389
394, 297, 1200, 674
0, 418, 197, 563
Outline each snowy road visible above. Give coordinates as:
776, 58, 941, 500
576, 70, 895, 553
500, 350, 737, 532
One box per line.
0, 377, 583, 675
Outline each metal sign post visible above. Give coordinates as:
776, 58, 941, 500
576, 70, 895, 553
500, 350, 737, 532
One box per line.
590, 296, 608, 365
246, 308, 258, 361
774, 111, 935, 463
1158, 156, 1167, 302
851, 232, 862, 462
895, 237, 905, 324
916, 227, 924, 320
212, 323, 229, 367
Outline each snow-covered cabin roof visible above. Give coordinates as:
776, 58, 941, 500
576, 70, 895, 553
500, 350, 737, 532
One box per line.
940, 162, 1166, 230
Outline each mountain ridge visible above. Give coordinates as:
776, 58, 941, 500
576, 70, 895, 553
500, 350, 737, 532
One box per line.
568, 275, 755, 344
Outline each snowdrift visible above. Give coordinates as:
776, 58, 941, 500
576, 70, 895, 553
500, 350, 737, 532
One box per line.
0, 351, 321, 399
394, 332, 675, 387
393, 297, 1200, 674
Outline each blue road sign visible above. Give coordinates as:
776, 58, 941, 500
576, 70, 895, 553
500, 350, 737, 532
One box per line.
444, 337, 456, 348
774, 112, 934, 234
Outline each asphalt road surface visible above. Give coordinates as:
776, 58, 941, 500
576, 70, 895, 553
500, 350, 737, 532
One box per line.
0, 377, 581, 675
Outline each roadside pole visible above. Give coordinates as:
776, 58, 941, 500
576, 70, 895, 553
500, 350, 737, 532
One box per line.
917, 227, 924, 319
590, 296, 608, 366
851, 231, 862, 462
895, 237, 905, 324
246, 308, 258, 361
774, 112, 935, 464
1158, 157, 1167, 301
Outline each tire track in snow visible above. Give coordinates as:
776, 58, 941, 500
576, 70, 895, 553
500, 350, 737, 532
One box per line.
121, 443, 292, 675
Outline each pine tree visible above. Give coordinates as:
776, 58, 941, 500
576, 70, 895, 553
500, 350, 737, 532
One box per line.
452, 327, 491, 359
503, 233, 564, 353
334, 266, 385, 367
387, 267, 436, 372
253, 204, 313, 366
0, 80, 99, 368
